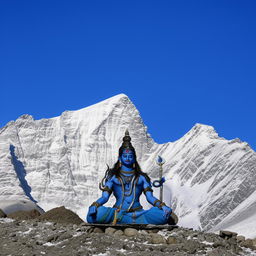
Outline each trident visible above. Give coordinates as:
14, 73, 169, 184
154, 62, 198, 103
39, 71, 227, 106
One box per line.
152, 155, 166, 201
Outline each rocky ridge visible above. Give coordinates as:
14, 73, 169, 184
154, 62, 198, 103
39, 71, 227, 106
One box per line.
1, 207, 256, 256
0, 220, 255, 256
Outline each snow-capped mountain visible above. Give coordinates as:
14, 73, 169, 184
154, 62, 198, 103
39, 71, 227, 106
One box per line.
0, 94, 153, 214
0, 94, 255, 238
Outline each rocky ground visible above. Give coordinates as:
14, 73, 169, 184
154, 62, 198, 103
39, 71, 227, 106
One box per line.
1, 207, 256, 256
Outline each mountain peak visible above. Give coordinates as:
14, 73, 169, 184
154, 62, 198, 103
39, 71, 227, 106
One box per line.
16, 114, 34, 121
97, 93, 130, 105
110, 93, 129, 100
193, 123, 215, 130
184, 123, 219, 140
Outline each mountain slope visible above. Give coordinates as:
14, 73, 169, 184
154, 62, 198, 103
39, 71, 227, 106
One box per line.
0, 94, 255, 238
0, 94, 154, 213
146, 124, 256, 237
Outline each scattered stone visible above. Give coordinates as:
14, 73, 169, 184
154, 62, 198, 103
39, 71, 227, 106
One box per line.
87, 227, 94, 233
12, 238, 18, 243
124, 228, 138, 237
36, 241, 43, 245
93, 227, 104, 233
105, 227, 116, 235
206, 247, 234, 256
236, 235, 246, 242
139, 230, 148, 235
191, 233, 198, 238
227, 237, 238, 246
203, 233, 219, 244
167, 236, 178, 245
114, 229, 124, 236
46, 234, 59, 242
14, 220, 20, 226
213, 240, 226, 248
240, 239, 256, 250
0, 219, 253, 255
0, 208, 7, 218
151, 233, 166, 244
58, 232, 73, 241
219, 230, 238, 239
147, 229, 159, 233
181, 240, 202, 254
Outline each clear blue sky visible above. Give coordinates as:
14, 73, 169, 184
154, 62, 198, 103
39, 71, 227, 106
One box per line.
1, 1, 256, 150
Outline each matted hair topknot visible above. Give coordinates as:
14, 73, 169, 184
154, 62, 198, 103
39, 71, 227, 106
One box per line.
119, 129, 135, 153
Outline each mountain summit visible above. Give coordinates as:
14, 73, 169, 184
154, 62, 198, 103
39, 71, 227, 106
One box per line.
0, 94, 255, 238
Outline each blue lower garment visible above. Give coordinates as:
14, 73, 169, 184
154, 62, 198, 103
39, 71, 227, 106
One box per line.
86, 206, 168, 225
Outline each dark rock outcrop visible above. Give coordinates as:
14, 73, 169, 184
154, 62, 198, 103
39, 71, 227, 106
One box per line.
0, 208, 7, 218
38, 206, 84, 225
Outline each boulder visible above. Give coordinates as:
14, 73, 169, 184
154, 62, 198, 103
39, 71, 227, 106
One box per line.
124, 228, 138, 237
114, 230, 124, 236
151, 233, 166, 244
93, 227, 104, 233
38, 206, 83, 225
219, 230, 238, 239
236, 235, 246, 242
105, 227, 117, 235
167, 236, 178, 245
0, 208, 7, 218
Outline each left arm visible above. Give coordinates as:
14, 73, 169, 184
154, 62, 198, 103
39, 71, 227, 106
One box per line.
142, 176, 172, 219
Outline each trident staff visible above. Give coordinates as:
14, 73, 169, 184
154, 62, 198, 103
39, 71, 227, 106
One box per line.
152, 155, 166, 201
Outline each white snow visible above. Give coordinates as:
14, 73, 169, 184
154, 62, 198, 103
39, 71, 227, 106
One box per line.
18, 227, 33, 235
0, 218, 14, 223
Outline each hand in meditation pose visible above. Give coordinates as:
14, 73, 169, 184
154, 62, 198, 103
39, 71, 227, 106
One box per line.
87, 130, 176, 225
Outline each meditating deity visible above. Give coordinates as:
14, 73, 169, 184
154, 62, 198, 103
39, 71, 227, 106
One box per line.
87, 130, 176, 225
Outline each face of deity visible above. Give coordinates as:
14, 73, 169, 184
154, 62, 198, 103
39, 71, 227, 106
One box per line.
120, 149, 135, 167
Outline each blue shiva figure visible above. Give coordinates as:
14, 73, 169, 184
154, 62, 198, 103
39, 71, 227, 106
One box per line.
87, 130, 176, 225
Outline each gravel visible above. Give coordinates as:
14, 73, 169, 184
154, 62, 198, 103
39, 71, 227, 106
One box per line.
1, 206, 256, 256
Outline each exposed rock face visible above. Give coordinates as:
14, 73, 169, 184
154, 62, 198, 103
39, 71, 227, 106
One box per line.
0, 209, 7, 218
0, 94, 256, 237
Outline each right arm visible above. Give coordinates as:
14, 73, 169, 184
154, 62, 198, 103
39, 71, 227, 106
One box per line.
88, 178, 114, 215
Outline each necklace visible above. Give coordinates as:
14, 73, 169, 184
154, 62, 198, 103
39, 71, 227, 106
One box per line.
118, 175, 138, 211
120, 169, 135, 175
121, 174, 133, 184
119, 174, 136, 196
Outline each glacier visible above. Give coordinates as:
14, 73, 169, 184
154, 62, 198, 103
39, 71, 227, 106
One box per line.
0, 93, 256, 238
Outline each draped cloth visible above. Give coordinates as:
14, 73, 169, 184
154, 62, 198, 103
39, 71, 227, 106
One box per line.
86, 206, 168, 225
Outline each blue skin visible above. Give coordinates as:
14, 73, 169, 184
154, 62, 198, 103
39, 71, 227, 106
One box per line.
88, 150, 172, 221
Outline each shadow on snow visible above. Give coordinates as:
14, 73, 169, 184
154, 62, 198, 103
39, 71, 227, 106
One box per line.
9, 144, 38, 204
